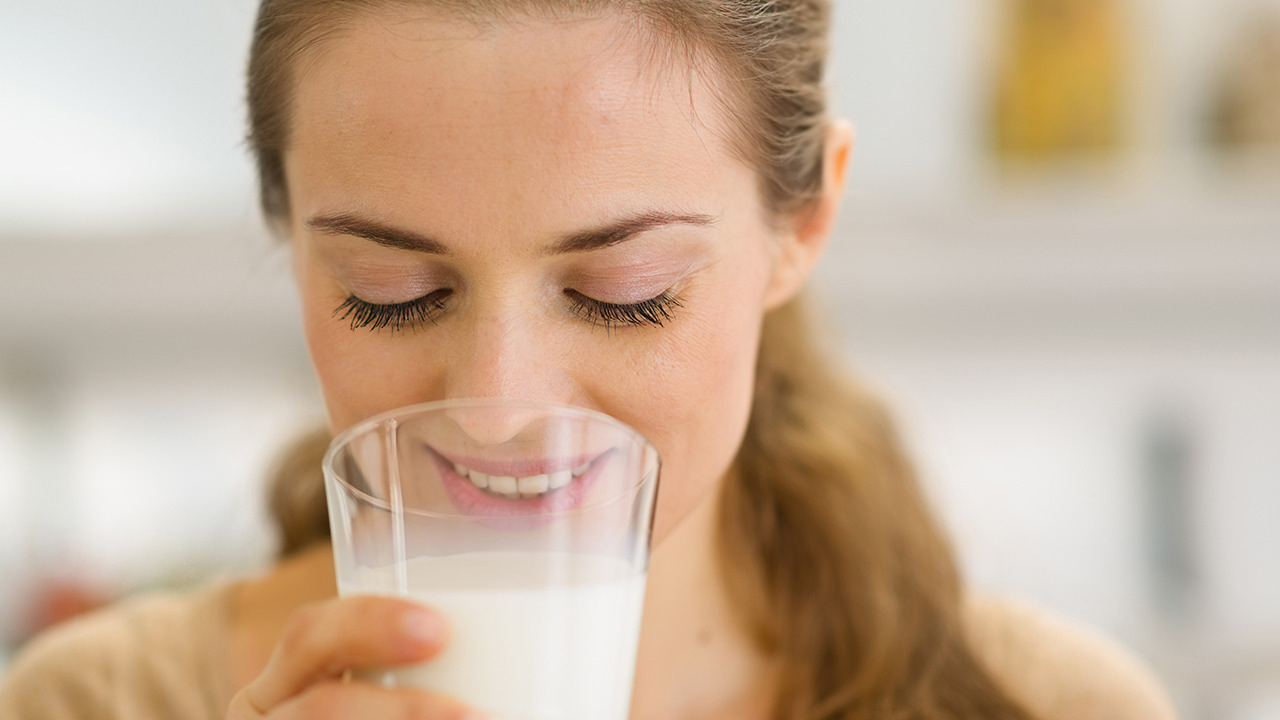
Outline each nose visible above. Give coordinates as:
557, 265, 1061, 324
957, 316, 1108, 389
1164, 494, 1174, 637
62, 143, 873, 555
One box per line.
445, 403, 551, 446
443, 303, 572, 444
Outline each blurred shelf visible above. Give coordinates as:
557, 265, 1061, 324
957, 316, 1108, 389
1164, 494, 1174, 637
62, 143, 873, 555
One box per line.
0, 217, 302, 353
816, 184, 1280, 350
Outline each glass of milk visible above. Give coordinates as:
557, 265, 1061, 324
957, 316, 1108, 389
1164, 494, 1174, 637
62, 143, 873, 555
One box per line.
323, 399, 660, 720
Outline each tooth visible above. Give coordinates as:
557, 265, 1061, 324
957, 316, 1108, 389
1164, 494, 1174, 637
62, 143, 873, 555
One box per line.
469, 471, 489, 489
488, 475, 517, 495
453, 462, 467, 476
572, 462, 590, 477
518, 474, 549, 494
548, 470, 572, 489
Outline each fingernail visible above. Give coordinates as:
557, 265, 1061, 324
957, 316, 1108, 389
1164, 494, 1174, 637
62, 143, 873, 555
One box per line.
400, 609, 445, 645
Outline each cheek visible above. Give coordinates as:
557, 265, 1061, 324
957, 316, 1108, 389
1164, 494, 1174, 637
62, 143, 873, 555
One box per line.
597, 269, 766, 543
295, 252, 442, 434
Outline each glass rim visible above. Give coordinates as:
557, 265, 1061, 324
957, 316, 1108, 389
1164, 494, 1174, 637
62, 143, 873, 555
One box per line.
323, 398, 660, 520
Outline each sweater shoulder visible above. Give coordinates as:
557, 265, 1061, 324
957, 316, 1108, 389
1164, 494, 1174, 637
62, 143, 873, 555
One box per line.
964, 594, 1179, 720
0, 582, 235, 720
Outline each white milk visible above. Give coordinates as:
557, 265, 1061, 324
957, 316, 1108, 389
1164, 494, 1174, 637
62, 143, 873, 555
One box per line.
339, 552, 647, 720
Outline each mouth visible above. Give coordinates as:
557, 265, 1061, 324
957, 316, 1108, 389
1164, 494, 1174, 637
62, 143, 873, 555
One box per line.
448, 459, 593, 499
427, 447, 611, 517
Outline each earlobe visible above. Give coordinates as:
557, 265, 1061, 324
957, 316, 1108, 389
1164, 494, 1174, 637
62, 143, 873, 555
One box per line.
763, 120, 854, 310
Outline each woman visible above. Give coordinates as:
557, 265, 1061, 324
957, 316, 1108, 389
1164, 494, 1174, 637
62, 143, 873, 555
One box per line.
1, 1, 1177, 719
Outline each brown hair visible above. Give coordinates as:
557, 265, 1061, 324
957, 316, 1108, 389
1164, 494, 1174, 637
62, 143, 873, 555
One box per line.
248, 2, 1039, 718
264, 426, 331, 556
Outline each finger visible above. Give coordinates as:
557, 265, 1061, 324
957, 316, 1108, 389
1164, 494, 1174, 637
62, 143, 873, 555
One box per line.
246, 596, 449, 712
225, 685, 268, 720
271, 680, 484, 720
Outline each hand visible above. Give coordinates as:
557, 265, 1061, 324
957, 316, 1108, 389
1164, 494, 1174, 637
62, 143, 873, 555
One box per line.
226, 595, 481, 719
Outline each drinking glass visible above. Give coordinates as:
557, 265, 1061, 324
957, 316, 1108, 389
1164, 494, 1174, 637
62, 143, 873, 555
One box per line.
323, 398, 660, 720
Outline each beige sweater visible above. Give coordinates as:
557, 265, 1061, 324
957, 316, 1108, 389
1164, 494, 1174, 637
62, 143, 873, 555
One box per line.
0, 582, 236, 720
0, 583, 1176, 720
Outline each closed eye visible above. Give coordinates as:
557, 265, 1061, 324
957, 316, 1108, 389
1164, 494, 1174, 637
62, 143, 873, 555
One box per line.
332, 287, 682, 333
565, 289, 682, 330
333, 289, 452, 332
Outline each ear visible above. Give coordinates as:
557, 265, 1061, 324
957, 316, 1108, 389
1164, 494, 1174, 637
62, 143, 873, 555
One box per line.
763, 120, 853, 310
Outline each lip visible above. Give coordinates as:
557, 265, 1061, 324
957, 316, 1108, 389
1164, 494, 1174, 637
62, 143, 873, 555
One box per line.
432, 452, 602, 479
428, 446, 612, 517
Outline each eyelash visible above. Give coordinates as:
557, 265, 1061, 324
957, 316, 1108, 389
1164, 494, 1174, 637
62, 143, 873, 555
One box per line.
565, 289, 683, 330
333, 289, 683, 333
334, 290, 451, 332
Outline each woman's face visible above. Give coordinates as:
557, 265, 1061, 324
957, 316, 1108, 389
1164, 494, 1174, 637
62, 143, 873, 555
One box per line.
286, 11, 798, 540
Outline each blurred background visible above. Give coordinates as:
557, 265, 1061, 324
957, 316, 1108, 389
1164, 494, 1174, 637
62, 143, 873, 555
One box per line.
1, 0, 1278, 716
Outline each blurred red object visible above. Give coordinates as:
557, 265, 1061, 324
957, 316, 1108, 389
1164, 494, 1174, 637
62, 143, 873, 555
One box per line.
15, 577, 112, 646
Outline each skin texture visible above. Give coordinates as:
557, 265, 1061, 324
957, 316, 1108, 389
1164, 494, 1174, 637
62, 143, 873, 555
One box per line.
227, 9, 845, 720
287, 13, 800, 545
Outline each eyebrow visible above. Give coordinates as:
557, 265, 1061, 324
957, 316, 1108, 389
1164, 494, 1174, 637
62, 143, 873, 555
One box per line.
306, 214, 450, 255
305, 211, 717, 256
547, 211, 717, 255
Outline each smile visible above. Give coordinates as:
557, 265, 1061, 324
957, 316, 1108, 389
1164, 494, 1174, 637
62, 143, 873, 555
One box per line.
426, 446, 613, 518
449, 460, 592, 499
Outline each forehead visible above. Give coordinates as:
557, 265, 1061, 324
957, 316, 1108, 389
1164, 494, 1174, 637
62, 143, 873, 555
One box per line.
287, 10, 746, 234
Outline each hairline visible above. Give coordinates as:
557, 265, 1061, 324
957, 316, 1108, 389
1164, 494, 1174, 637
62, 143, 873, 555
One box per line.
260, 1, 768, 229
